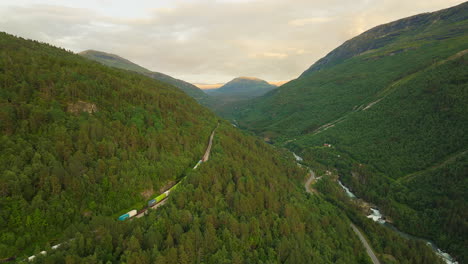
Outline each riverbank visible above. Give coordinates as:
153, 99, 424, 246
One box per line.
337, 179, 458, 264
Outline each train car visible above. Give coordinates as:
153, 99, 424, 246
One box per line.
147, 182, 182, 209
128, 210, 137, 218
193, 160, 202, 169
148, 199, 157, 207
118, 213, 130, 221
136, 208, 147, 217
118, 209, 137, 221
155, 192, 167, 203
52, 244, 61, 250
171, 182, 181, 191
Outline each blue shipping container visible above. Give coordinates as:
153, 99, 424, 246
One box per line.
148, 199, 156, 207
118, 213, 129, 221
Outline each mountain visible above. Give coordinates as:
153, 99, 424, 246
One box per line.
0, 32, 217, 260
232, 2, 468, 262
205, 77, 277, 118
1, 32, 438, 264
79, 50, 212, 105
0, 31, 445, 264
206, 77, 277, 98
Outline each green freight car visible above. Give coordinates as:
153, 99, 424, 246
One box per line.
148, 182, 181, 207
155, 190, 170, 203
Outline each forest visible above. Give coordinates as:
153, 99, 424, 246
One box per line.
224, 3, 468, 262
231, 8, 468, 139
313, 175, 445, 264
0, 32, 375, 263
1, 3, 467, 262
0, 31, 217, 259
22, 123, 378, 263
291, 48, 468, 262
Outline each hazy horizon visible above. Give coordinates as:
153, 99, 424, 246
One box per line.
0, 0, 465, 84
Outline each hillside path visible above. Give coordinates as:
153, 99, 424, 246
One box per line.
398, 149, 467, 183
350, 223, 381, 264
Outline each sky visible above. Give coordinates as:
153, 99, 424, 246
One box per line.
0, 0, 465, 84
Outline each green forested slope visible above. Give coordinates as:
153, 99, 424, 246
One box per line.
30, 123, 376, 264
0, 32, 445, 264
0, 32, 218, 258
235, 2, 467, 139
300, 2, 468, 76
230, 2, 468, 262
0, 32, 374, 263
28, 122, 442, 264
294, 51, 468, 177
289, 13, 468, 261
79, 50, 212, 105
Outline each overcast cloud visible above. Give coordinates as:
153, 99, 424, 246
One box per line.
0, 0, 465, 84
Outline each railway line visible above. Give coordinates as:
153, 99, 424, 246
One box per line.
121, 123, 219, 220
25, 123, 219, 262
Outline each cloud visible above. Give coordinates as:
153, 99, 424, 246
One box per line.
288, 17, 335, 27
0, 0, 465, 83
250, 52, 288, 59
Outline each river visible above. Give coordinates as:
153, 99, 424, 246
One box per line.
338, 179, 458, 264
293, 151, 458, 264
292, 152, 303, 162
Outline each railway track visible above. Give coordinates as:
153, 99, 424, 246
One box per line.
126, 123, 219, 220
25, 124, 219, 262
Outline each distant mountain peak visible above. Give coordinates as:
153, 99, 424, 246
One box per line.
206, 76, 276, 99
235, 76, 262, 81
225, 76, 273, 87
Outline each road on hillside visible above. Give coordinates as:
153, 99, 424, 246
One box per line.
302, 169, 380, 264
202, 123, 218, 162
304, 170, 316, 193
350, 223, 381, 264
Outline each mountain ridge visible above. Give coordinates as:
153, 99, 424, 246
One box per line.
300, 1, 468, 76
1, 31, 400, 264
79, 50, 212, 105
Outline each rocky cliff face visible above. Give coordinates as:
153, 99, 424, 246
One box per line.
67, 100, 98, 114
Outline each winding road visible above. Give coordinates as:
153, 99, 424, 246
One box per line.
302, 166, 380, 264
304, 170, 316, 193
350, 223, 381, 264
202, 123, 218, 162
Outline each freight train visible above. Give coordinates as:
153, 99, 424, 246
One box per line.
118, 181, 181, 221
